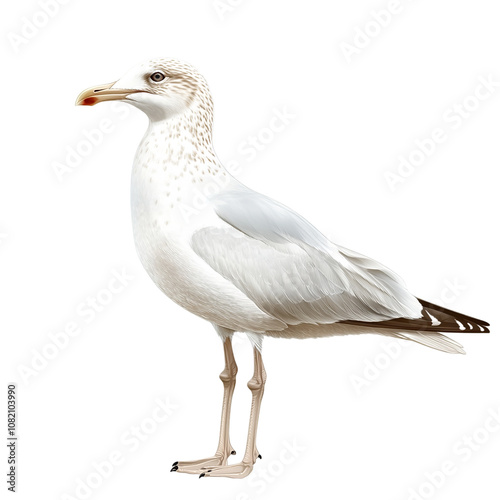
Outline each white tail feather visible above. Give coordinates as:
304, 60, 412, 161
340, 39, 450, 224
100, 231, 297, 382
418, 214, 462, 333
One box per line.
395, 331, 466, 355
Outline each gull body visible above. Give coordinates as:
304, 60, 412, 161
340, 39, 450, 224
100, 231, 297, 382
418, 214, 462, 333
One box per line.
76, 58, 489, 478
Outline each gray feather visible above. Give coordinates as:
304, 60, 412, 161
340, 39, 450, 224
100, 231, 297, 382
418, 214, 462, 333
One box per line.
191, 186, 423, 326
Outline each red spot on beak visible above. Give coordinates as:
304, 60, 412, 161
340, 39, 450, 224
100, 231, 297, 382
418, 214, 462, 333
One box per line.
81, 97, 98, 106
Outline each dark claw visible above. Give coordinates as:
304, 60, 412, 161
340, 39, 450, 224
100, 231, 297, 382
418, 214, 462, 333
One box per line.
231, 450, 236, 455
170, 466, 178, 472
199, 473, 205, 478
172, 461, 178, 466
258, 454, 262, 459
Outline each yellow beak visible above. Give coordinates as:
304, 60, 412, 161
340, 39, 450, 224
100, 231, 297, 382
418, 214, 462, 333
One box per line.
75, 82, 141, 106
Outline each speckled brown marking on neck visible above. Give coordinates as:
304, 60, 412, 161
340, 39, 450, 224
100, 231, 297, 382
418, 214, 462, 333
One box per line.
131, 77, 231, 229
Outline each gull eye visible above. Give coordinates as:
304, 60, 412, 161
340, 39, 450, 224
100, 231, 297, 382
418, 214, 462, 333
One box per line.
150, 72, 166, 83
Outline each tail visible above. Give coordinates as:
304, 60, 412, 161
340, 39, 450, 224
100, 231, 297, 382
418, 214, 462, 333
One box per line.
342, 299, 490, 354
392, 331, 467, 355
342, 299, 489, 334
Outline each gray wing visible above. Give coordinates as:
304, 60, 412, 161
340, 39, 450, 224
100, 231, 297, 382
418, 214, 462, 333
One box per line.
190, 186, 423, 326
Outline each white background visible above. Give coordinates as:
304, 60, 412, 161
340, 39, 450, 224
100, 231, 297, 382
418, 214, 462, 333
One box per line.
1, 0, 499, 499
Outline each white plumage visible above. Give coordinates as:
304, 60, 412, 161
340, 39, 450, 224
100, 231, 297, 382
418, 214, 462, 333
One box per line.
76, 58, 489, 479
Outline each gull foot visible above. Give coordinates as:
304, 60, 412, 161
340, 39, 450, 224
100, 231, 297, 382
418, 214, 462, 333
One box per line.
199, 462, 254, 479
172, 452, 235, 475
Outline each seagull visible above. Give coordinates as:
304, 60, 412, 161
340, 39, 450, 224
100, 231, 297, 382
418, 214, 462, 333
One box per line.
76, 58, 489, 479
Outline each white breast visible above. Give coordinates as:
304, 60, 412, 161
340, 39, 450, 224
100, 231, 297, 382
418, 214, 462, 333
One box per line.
130, 124, 284, 333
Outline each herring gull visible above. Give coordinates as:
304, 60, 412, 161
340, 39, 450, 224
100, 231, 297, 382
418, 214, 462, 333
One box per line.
76, 58, 490, 479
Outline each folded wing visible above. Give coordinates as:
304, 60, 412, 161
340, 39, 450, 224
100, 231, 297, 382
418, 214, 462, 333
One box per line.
190, 186, 423, 326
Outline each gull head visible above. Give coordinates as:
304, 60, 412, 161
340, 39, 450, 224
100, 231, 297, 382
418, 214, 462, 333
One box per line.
76, 58, 212, 122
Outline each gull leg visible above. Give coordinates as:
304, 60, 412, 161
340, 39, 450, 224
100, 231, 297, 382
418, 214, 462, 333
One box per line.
215, 336, 238, 458
200, 346, 266, 479
174, 337, 238, 474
